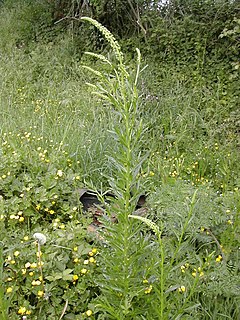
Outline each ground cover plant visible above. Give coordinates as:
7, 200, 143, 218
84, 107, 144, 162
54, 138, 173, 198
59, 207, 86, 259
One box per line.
0, 1, 240, 319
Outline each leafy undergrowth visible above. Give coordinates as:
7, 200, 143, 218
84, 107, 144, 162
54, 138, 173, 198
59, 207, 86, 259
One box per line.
0, 130, 100, 319
0, 130, 239, 319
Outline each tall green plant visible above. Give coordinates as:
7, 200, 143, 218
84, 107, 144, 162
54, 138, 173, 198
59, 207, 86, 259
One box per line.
81, 16, 143, 211
81, 17, 150, 319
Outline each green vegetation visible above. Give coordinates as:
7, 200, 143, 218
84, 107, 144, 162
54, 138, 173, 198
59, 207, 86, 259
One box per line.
0, 1, 239, 319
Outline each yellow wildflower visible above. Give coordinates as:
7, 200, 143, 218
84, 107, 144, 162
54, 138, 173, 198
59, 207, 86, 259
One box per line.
18, 307, 26, 315
89, 257, 96, 263
38, 290, 44, 297
144, 285, 153, 294
22, 269, 27, 275
86, 310, 93, 317
178, 286, 186, 293
80, 268, 87, 275
180, 265, 185, 273
32, 280, 41, 286
31, 262, 38, 268
73, 275, 79, 281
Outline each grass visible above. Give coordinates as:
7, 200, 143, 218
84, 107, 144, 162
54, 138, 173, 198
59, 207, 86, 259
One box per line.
0, 3, 240, 320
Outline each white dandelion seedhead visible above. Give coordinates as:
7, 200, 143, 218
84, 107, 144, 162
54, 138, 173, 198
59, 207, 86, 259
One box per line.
33, 233, 47, 245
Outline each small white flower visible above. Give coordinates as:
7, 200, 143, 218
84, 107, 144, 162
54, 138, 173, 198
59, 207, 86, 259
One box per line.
33, 233, 47, 245
56, 170, 63, 177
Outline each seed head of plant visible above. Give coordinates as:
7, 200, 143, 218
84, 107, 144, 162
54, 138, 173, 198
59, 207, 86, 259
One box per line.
33, 233, 47, 245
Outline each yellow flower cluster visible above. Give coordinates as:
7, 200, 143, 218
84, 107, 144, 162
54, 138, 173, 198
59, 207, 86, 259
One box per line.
73, 248, 98, 264
180, 263, 189, 273
180, 263, 205, 278
18, 306, 31, 315
31, 280, 41, 286
192, 267, 204, 278
88, 248, 98, 256
178, 285, 186, 293
9, 211, 25, 222
216, 255, 222, 262
144, 285, 153, 294
6, 255, 16, 265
